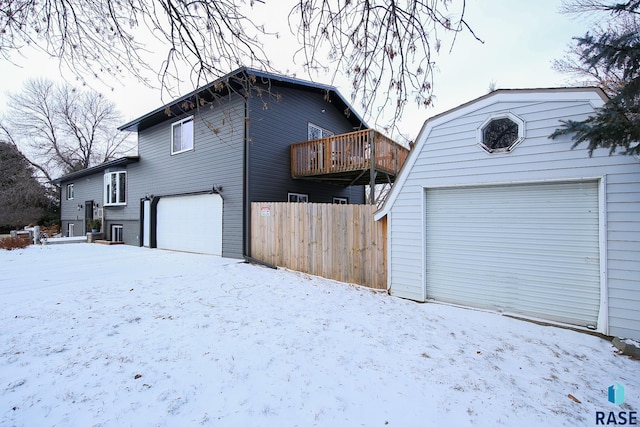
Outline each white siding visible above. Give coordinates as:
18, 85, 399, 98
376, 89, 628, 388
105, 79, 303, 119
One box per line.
385, 89, 640, 339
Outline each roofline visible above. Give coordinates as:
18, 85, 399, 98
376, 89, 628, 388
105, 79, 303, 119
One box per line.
374, 86, 608, 220
118, 67, 367, 132
50, 156, 140, 184
423, 87, 608, 126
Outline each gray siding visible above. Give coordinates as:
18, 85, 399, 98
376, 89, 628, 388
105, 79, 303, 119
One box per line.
247, 86, 366, 204
59, 175, 103, 236
130, 95, 246, 258
385, 90, 640, 339
57, 79, 367, 259
102, 219, 139, 242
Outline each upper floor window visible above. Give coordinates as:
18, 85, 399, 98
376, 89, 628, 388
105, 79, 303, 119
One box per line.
104, 171, 126, 206
477, 113, 525, 154
308, 123, 333, 140
66, 183, 74, 200
171, 116, 194, 155
288, 192, 308, 202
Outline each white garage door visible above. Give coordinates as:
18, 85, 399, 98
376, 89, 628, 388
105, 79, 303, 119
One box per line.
156, 194, 223, 255
425, 181, 601, 328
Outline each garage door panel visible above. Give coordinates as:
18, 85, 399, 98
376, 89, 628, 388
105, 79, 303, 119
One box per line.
156, 194, 223, 255
426, 181, 601, 327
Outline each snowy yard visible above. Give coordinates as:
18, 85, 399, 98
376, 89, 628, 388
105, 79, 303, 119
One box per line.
0, 244, 637, 426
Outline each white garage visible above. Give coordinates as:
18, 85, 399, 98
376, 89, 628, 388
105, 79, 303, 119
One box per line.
155, 193, 223, 255
376, 88, 640, 340
425, 181, 601, 328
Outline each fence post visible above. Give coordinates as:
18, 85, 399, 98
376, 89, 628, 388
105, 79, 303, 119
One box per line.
33, 226, 40, 244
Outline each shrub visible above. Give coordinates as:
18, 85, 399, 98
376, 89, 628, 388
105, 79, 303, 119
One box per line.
90, 219, 101, 231
0, 236, 31, 250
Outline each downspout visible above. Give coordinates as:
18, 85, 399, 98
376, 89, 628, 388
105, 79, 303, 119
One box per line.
243, 94, 251, 259
242, 90, 276, 269
57, 184, 63, 235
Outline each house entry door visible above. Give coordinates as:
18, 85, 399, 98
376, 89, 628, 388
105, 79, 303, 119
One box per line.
84, 200, 94, 233
143, 200, 151, 247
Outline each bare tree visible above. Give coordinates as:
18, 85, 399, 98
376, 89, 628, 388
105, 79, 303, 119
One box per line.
553, 0, 639, 95
0, 79, 134, 182
291, 0, 479, 127
0, 0, 479, 128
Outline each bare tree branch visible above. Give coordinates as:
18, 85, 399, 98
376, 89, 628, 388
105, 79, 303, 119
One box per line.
555, 0, 639, 95
0, 1, 479, 130
1, 78, 135, 181
289, 0, 481, 131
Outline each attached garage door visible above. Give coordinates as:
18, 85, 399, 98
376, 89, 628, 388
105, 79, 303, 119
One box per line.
425, 181, 601, 328
156, 194, 223, 255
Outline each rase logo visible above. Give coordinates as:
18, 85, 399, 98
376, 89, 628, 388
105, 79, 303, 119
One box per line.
609, 383, 625, 406
596, 383, 637, 425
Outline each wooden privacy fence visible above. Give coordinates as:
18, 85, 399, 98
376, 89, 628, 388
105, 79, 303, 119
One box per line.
251, 202, 387, 289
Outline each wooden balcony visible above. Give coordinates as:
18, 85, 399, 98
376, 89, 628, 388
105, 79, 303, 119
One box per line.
290, 129, 409, 187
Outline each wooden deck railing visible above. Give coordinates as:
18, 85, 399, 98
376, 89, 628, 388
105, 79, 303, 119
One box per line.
291, 129, 409, 177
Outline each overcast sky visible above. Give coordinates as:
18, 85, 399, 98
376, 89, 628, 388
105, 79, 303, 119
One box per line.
0, 0, 596, 141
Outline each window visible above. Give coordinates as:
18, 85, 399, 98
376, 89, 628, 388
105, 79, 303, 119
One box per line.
477, 113, 525, 153
171, 116, 194, 155
66, 183, 74, 200
111, 224, 124, 242
288, 192, 309, 202
67, 223, 74, 237
104, 171, 126, 206
308, 123, 333, 140
333, 197, 348, 204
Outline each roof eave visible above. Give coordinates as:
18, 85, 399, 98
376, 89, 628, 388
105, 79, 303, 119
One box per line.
50, 156, 140, 184
374, 86, 608, 220
118, 67, 367, 133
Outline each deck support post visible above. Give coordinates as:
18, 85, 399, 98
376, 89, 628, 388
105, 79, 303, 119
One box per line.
369, 129, 377, 205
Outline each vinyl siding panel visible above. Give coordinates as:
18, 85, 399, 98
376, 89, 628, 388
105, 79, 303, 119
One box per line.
59, 174, 104, 236
58, 172, 138, 243
103, 219, 138, 243
387, 91, 640, 339
247, 87, 365, 204
130, 95, 245, 258
98, 168, 138, 243
388, 185, 424, 301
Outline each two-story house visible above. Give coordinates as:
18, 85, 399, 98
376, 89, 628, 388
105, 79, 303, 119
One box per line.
53, 68, 407, 259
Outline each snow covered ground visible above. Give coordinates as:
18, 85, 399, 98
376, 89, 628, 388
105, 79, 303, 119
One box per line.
0, 244, 637, 426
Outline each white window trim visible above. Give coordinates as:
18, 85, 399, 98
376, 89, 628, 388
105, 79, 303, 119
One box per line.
476, 112, 526, 154
104, 171, 127, 206
66, 183, 74, 200
111, 224, 124, 242
288, 192, 309, 202
308, 122, 334, 140
171, 116, 195, 155
333, 197, 348, 204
